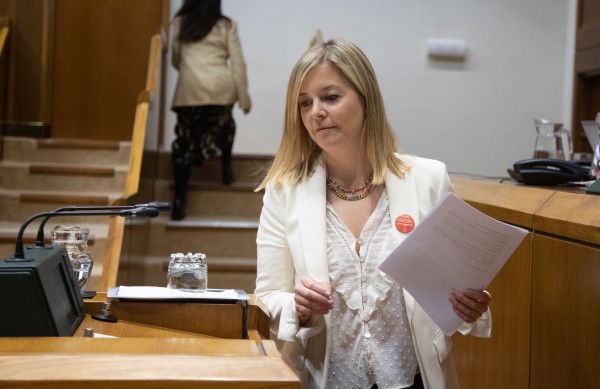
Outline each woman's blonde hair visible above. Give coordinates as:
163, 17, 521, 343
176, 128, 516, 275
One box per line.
256, 39, 409, 191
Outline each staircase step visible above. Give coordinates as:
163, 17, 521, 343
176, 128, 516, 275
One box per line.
160, 228, 257, 258
0, 189, 123, 223
30, 164, 116, 177
0, 161, 126, 192
156, 152, 270, 186
154, 180, 263, 219
19, 191, 116, 205
125, 215, 257, 260
2, 136, 130, 165
166, 217, 259, 230
187, 180, 260, 192
37, 138, 121, 150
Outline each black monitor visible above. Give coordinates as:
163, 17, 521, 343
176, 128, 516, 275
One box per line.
0, 245, 85, 336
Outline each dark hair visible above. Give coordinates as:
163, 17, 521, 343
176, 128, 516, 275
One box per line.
176, 0, 230, 43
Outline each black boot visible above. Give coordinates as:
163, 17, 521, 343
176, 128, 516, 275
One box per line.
221, 148, 233, 186
171, 163, 191, 220
222, 160, 233, 185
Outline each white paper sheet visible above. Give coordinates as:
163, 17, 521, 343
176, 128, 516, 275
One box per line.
107, 286, 249, 301
93, 332, 118, 338
378, 192, 528, 335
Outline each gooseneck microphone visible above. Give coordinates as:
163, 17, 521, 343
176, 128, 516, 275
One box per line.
34, 202, 171, 247
11, 206, 161, 261
1, 203, 169, 336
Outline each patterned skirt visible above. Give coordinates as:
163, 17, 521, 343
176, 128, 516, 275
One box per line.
171, 105, 235, 165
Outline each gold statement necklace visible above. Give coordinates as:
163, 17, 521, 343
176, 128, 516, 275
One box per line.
326, 173, 375, 201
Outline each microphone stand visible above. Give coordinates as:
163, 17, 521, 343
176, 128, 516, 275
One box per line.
34, 202, 171, 247
0, 205, 164, 335
11, 207, 159, 261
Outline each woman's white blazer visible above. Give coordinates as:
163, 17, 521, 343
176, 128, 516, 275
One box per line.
255, 154, 491, 389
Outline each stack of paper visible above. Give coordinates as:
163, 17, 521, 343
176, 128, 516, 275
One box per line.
379, 192, 528, 335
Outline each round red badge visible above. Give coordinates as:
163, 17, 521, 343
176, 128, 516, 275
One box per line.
395, 214, 415, 233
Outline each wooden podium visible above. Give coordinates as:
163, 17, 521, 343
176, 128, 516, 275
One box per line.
0, 293, 300, 388
450, 176, 600, 389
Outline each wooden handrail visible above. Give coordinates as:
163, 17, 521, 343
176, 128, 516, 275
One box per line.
145, 34, 162, 95
97, 216, 125, 291
99, 33, 162, 290
122, 95, 149, 199
0, 17, 9, 59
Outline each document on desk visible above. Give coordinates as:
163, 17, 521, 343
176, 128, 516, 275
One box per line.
379, 192, 528, 335
108, 286, 249, 301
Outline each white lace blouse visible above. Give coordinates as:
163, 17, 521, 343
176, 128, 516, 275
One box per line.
326, 190, 419, 389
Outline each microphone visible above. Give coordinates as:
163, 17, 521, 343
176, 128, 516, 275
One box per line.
34, 202, 171, 247
1, 205, 165, 336
11, 206, 160, 261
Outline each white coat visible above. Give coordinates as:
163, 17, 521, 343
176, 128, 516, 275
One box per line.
171, 17, 251, 111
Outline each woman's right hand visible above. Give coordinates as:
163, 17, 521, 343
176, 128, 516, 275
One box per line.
293, 276, 333, 326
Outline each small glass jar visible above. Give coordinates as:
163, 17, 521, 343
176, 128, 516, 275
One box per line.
51, 225, 93, 294
167, 252, 207, 292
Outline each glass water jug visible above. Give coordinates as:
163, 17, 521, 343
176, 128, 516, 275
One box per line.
592, 112, 600, 178
51, 225, 93, 294
534, 118, 572, 161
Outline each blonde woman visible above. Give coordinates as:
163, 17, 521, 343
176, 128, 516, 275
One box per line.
255, 39, 491, 389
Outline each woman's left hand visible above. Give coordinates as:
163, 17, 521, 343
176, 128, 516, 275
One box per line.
449, 289, 492, 323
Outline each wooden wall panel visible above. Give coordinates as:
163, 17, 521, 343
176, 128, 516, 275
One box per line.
452, 177, 600, 388
0, 0, 46, 122
453, 237, 532, 389
530, 235, 600, 388
0, 0, 9, 14
51, 0, 165, 140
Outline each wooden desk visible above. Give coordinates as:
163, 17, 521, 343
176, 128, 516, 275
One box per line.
0, 294, 300, 388
451, 176, 600, 389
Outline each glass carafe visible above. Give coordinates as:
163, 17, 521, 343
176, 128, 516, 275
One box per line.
534, 119, 572, 160
51, 225, 93, 294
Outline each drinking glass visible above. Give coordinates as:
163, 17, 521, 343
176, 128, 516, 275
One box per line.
167, 252, 207, 292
